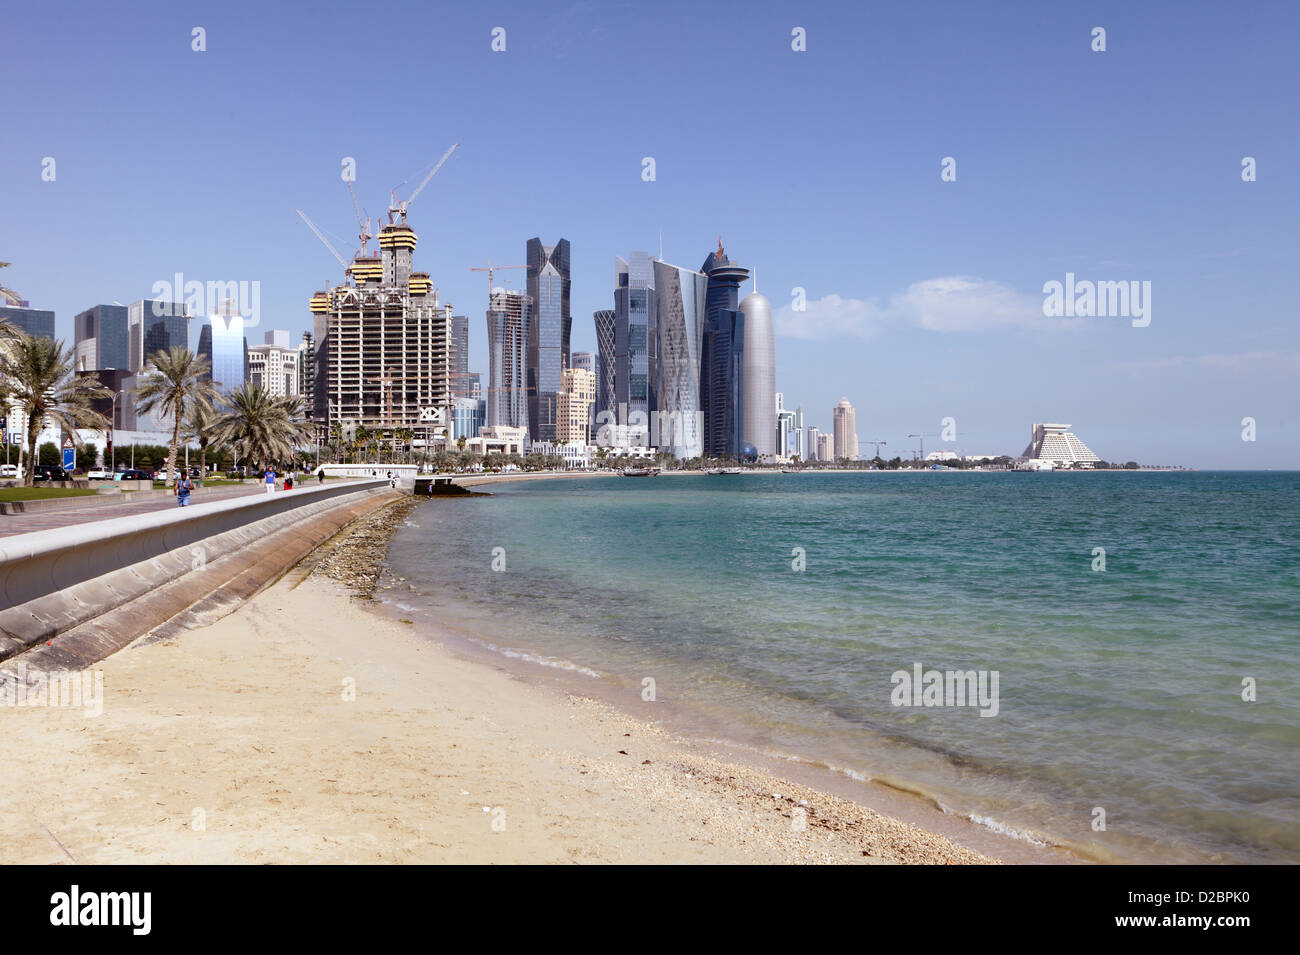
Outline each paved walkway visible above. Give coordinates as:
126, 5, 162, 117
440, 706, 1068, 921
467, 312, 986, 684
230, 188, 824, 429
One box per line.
0, 484, 274, 538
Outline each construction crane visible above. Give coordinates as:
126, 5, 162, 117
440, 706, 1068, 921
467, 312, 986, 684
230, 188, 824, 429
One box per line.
296, 209, 348, 275
864, 439, 888, 459
345, 179, 373, 257
388, 142, 459, 224
0, 261, 26, 306
471, 262, 527, 302
907, 432, 938, 461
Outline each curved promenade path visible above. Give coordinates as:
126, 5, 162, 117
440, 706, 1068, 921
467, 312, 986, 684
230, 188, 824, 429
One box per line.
0, 484, 271, 538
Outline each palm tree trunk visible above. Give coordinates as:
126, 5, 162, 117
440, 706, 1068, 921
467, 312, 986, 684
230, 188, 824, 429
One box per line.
23, 409, 38, 486
198, 441, 207, 483
166, 406, 182, 487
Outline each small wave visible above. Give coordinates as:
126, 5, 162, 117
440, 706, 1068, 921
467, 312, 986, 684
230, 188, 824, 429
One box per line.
827, 763, 871, 782
966, 813, 1049, 846
473, 640, 602, 679
745, 747, 876, 784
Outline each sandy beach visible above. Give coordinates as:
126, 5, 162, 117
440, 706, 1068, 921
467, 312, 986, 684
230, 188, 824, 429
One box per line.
0, 502, 997, 865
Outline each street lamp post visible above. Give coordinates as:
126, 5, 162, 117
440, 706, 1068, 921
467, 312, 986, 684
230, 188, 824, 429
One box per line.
108, 389, 125, 471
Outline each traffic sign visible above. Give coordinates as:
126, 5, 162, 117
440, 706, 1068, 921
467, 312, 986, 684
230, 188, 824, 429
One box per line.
62, 435, 75, 470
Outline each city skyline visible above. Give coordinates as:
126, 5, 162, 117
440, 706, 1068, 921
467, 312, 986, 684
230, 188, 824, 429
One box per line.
2, 1, 1297, 467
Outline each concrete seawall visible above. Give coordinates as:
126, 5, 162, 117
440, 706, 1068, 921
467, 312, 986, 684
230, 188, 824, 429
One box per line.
0, 479, 390, 663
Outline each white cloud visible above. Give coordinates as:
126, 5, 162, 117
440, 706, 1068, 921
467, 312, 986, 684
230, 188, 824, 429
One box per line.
774, 276, 1045, 340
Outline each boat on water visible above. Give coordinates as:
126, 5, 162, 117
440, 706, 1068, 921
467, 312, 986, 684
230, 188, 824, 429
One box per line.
780, 467, 800, 473
706, 467, 743, 475
619, 467, 658, 477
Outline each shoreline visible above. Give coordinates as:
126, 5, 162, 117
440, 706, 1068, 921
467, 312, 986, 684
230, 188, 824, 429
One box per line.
373, 499, 1089, 865
0, 496, 1000, 864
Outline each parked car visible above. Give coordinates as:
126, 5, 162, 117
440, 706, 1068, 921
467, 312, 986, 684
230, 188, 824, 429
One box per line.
32, 465, 71, 482
113, 468, 153, 481
0, 464, 20, 480
87, 467, 112, 479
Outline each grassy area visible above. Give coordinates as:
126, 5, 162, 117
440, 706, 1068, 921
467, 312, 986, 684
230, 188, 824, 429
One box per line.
0, 487, 100, 502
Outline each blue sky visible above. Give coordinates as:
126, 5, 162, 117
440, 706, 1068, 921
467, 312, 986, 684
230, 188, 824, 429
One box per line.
2, 0, 1297, 466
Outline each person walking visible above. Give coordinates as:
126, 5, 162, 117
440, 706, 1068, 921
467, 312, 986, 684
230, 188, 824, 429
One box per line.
317, 468, 325, 484
264, 467, 276, 493
176, 468, 194, 507
284, 473, 294, 490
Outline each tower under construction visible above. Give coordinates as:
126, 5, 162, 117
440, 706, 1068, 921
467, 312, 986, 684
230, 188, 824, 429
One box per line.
309, 221, 452, 436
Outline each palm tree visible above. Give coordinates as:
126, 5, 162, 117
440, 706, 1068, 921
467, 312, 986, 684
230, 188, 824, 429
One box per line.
133, 347, 220, 486
329, 421, 344, 463
0, 333, 109, 485
213, 383, 312, 473
181, 399, 223, 484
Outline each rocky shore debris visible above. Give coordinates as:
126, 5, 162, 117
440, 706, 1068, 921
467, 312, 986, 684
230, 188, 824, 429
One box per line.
312, 497, 420, 599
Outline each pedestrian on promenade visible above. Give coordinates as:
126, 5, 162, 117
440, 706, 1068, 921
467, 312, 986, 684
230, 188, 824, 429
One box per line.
317, 469, 324, 484
265, 467, 276, 493
176, 469, 194, 507
284, 473, 294, 490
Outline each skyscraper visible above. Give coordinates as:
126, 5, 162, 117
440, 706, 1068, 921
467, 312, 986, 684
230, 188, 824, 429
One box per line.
614, 252, 656, 444
486, 287, 531, 432
806, 425, 821, 462
199, 302, 248, 393
592, 309, 616, 421
129, 299, 189, 371
0, 306, 55, 340
700, 240, 750, 459
739, 290, 776, 458
833, 398, 858, 461
450, 313, 471, 396
298, 332, 315, 416
74, 304, 130, 371
526, 238, 572, 444
653, 260, 709, 459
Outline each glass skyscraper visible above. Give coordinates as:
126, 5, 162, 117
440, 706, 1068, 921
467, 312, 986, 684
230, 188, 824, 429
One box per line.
592, 309, 616, 422
198, 306, 248, 393
486, 288, 531, 432
129, 299, 189, 371
739, 291, 776, 458
699, 243, 750, 459
652, 260, 709, 460
450, 314, 471, 396
614, 252, 656, 444
0, 307, 55, 341
526, 238, 572, 444
74, 304, 130, 371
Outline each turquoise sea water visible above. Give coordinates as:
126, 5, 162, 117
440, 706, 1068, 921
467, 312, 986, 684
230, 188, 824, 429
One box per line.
384, 471, 1300, 863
